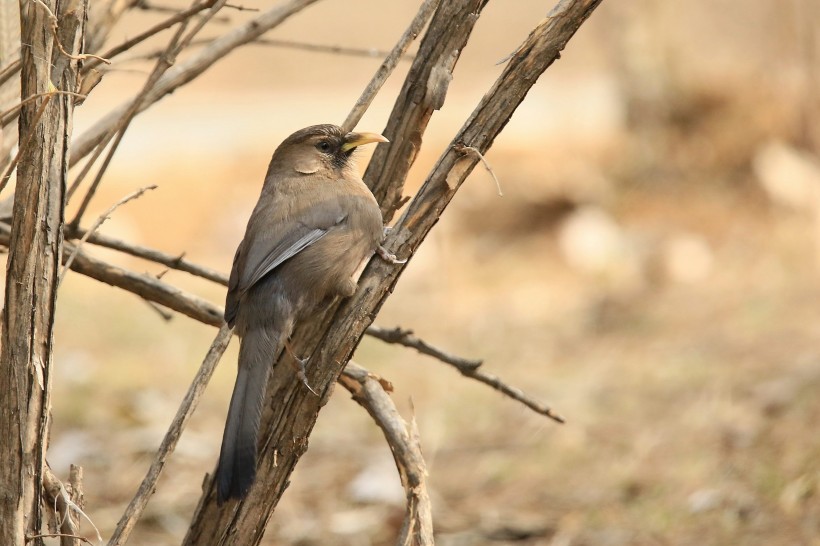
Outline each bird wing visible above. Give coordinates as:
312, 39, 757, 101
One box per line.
224, 194, 349, 326
241, 225, 333, 290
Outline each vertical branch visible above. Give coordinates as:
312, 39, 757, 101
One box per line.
364, 0, 491, 221
0, 0, 86, 543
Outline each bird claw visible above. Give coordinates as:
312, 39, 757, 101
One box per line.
296, 366, 319, 397
285, 339, 319, 396
377, 245, 406, 265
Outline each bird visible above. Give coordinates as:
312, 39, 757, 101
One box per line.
215, 124, 400, 504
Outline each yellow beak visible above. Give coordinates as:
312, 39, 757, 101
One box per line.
341, 132, 389, 152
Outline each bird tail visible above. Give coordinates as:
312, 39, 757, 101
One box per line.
215, 327, 278, 504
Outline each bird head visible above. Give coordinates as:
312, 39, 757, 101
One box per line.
268, 124, 389, 177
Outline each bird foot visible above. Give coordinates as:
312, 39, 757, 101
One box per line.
285, 339, 319, 396
296, 365, 319, 397
377, 245, 406, 265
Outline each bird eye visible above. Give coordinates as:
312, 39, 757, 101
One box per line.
316, 140, 332, 153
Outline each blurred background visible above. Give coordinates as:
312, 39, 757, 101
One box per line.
5, 0, 820, 544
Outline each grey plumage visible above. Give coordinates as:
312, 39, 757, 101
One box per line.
216, 124, 386, 503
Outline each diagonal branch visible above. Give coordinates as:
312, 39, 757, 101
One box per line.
367, 325, 564, 423
341, 0, 440, 133
106, 324, 233, 546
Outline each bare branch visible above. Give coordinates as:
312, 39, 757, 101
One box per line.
67, 227, 229, 285
367, 325, 562, 422
59, 184, 157, 285
0, 59, 21, 89
68, 0, 217, 227
254, 38, 408, 60
107, 325, 233, 546
1, 90, 87, 129
339, 363, 432, 546
366, 325, 482, 370
70, 0, 323, 167
83, 1, 218, 72
0, 222, 225, 327
363, 0, 491, 221
341, 0, 440, 133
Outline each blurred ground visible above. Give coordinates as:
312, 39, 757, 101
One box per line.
10, 0, 820, 544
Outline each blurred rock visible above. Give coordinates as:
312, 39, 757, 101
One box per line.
688, 488, 723, 513
779, 474, 815, 515
347, 452, 405, 505
557, 206, 644, 291
753, 140, 820, 212
661, 233, 714, 284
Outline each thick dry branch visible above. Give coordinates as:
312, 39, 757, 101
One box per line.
183, 0, 602, 541
107, 325, 232, 546
71, 0, 322, 166
339, 363, 432, 546
0, 0, 86, 542
0, 221, 224, 326
67, 226, 229, 285
341, 0, 440, 133
364, 0, 490, 221
68, 244, 225, 326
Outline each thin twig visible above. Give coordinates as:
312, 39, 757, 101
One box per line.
224, 3, 258, 11
366, 325, 563, 423
0, 59, 21, 88
42, 465, 102, 545
135, 0, 230, 22
341, 0, 440, 133
1, 90, 87, 128
254, 38, 408, 59
83, 1, 218, 73
117, 37, 412, 65
107, 324, 233, 546
25, 534, 93, 545
339, 362, 433, 546
457, 364, 564, 423
366, 325, 482, 370
455, 144, 503, 196
71, 0, 323, 166
31, 0, 111, 65
68, 0, 212, 227
59, 185, 157, 286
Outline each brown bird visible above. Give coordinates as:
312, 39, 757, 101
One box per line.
216, 124, 398, 503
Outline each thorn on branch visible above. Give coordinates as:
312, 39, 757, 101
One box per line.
455, 143, 503, 196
